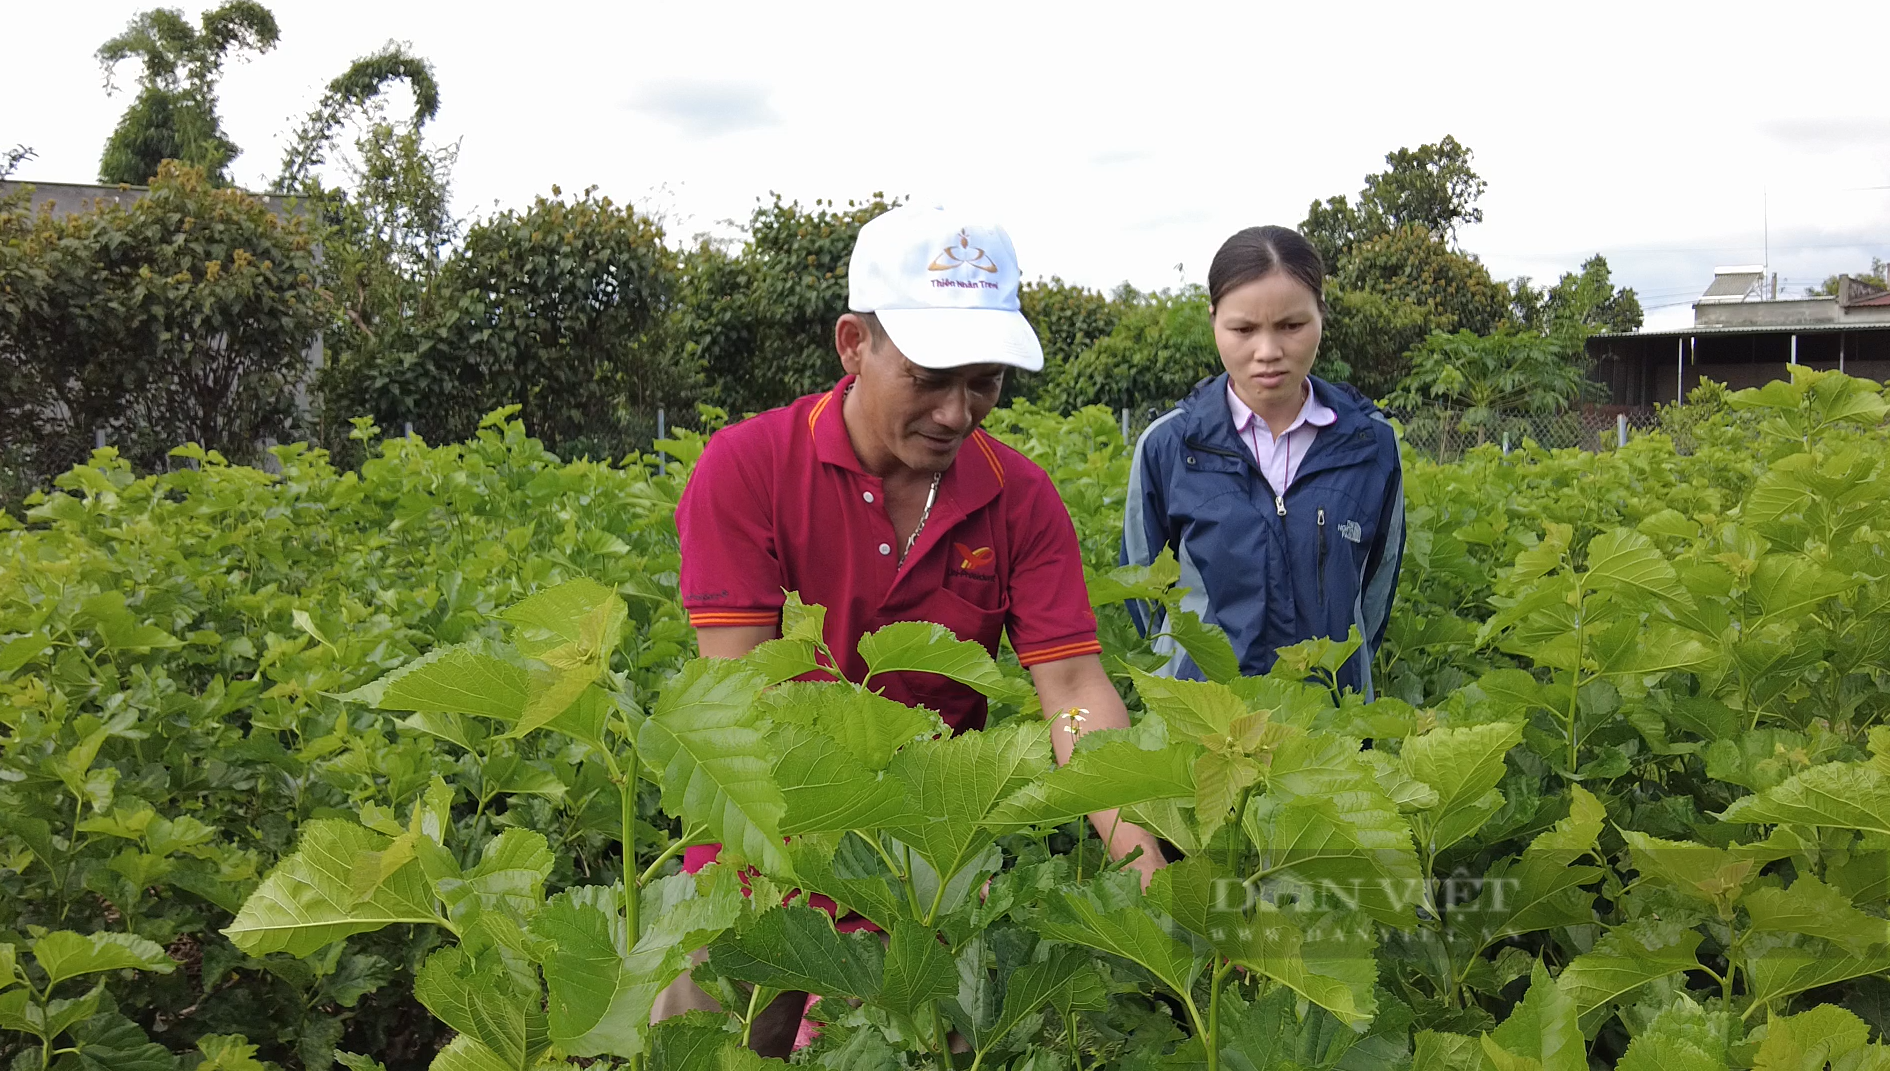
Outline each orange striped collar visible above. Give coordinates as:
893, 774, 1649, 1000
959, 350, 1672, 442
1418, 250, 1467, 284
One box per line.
808, 376, 1007, 510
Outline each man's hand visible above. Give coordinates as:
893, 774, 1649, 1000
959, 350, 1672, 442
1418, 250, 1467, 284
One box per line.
1027, 653, 1168, 889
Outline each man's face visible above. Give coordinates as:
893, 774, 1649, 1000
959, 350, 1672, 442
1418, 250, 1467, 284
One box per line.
841, 317, 1006, 474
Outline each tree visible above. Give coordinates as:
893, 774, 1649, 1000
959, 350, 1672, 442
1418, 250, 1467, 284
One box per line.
1322, 225, 1512, 396
96, 3, 280, 186
1512, 255, 1643, 336
1385, 329, 1603, 457
1011, 276, 1121, 403
1812, 259, 1888, 296
1301, 135, 1486, 264
390, 187, 686, 452
1034, 287, 1219, 415
0, 161, 327, 479
675, 194, 897, 416
275, 41, 441, 192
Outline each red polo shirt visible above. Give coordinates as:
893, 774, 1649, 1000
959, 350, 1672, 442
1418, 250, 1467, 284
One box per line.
676, 376, 1101, 732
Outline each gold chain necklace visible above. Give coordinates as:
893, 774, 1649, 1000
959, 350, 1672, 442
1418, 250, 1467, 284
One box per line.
899, 471, 943, 565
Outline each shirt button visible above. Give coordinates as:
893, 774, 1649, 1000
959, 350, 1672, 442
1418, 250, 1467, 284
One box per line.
878, 543, 891, 556
863, 491, 875, 503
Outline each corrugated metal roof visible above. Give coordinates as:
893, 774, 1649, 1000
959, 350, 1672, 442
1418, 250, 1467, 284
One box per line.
1700, 271, 1762, 300
1855, 292, 1890, 307
1591, 321, 1890, 341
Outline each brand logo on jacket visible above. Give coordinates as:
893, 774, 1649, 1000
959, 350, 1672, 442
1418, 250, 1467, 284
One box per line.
1339, 520, 1362, 543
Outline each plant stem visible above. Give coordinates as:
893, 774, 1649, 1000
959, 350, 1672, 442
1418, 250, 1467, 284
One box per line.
638, 824, 703, 888
1183, 992, 1215, 1071
1068, 1008, 1083, 1071
930, 1002, 953, 1068
740, 984, 766, 1048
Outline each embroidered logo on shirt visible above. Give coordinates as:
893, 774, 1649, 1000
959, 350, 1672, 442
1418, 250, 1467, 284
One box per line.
954, 543, 996, 572
1339, 520, 1363, 543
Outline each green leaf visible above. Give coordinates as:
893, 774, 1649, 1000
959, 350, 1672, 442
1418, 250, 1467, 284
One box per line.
531, 871, 741, 1058
195, 1034, 265, 1071
875, 922, 955, 1019
62, 1012, 178, 1071
1751, 1004, 1870, 1071
497, 578, 627, 668
1582, 528, 1690, 604
983, 734, 1195, 830
1129, 670, 1249, 741
983, 946, 1107, 1053
1745, 931, 1890, 1009
1194, 749, 1264, 843
637, 659, 792, 878
224, 820, 442, 957
1481, 962, 1584, 1071
1720, 761, 1890, 835
1746, 874, 1890, 952
31, 931, 175, 988
1623, 830, 1757, 911
1413, 1030, 1483, 1071
361, 645, 530, 721
1401, 721, 1522, 854
1617, 995, 1732, 1071
413, 946, 548, 1071
773, 724, 916, 836
1170, 610, 1242, 683
879, 719, 1051, 884
765, 683, 940, 771
1026, 874, 1204, 1004
80, 592, 181, 650
0, 633, 49, 678
707, 904, 885, 999
742, 639, 823, 687
857, 622, 1031, 705
1555, 919, 1702, 1021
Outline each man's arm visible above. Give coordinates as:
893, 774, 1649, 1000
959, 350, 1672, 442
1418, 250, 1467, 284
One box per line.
1028, 653, 1167, 888
695, 625, 777, 661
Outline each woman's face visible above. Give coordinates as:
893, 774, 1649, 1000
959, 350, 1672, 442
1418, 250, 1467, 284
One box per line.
1211, 272, 1323, 416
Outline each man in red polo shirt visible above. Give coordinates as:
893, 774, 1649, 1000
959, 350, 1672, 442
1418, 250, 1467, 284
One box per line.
659, 205, 1163, 1045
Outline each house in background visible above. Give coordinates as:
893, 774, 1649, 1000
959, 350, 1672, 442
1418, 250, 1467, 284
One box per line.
1585, 266, 1890, 408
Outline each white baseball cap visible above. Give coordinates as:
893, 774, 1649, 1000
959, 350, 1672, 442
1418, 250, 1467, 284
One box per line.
847, 204, 1045, 372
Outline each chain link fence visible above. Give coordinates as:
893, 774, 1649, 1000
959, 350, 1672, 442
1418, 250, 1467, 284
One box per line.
1392, 407, 1663, 462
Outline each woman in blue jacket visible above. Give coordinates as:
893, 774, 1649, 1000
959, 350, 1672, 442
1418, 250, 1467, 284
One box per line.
1123, 226, 1404, 696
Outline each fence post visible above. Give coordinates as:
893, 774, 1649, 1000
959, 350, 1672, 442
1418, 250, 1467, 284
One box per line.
656, 407, 667, 476
1121, 408, 1130, 442
1502, 432, 1510, 456
94, 428, 106, 450
403, 421, 414, 438
1617, 413, 1627, 449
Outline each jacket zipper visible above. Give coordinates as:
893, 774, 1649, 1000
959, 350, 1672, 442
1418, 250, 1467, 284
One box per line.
1317, 508, 1328, 603
1189, 441, 1287, 516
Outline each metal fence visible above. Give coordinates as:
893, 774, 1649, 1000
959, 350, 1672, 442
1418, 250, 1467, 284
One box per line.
1391, 407, 1664, 462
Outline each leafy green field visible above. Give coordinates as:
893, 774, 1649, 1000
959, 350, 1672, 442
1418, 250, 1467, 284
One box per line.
5, 370, 1890, 1071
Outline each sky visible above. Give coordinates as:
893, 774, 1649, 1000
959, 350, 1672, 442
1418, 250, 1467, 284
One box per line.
7, 0, 1888, 333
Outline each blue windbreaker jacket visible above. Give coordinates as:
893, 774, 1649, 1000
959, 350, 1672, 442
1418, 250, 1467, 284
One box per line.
1121, 373, 1405, 696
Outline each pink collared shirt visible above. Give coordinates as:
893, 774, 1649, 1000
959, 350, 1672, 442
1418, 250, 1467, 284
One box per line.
1227, 380, 1337, 493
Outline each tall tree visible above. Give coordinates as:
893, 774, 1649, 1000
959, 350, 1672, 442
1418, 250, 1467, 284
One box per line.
1322, 225, 1511, 396
96, 2, 280, 186
1385, 329, 1602, 457
1301, 135, 1487, 264
275, 41, 441, 192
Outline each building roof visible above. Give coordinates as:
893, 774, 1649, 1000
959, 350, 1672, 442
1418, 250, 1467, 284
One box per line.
1591, 321, 1890, 341
1853, 292, 1890, 307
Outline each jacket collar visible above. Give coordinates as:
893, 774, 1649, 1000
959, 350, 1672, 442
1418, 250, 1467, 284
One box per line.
1179, 373, 1381, 477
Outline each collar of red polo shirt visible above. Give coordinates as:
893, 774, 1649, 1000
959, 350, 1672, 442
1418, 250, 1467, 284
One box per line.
848, 205, 1045, 372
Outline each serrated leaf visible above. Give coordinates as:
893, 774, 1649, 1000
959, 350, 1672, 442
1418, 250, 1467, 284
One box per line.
196, 1033, 265, 1071
413, 946, 548, 1070
1170, 609, 1242, 683
1026, 873, 1204, 1001
1623, 830, 1757, 911
1130, 669, 1250, 741
773, 723, 916, 836
31, 931, 174, 988
878, 719, 1050, 882
708, 904, 884, 999
983, 946, 1108, 1053
984, 734, 1195, 830
1746, 874, 1890, 952
224, 820, 442, 957
1617, 995, 1732, 1071
1555, 919, 1702, 1020
1583, 528, 1690, 603
857, 622, 1031, 704
637, 659, 791, 878
1752, 1003, 1870, 1071
360, 645, 530, 721
1402, 721, 1522, 854
1745, 931, 1890, 1009
497, 578, 626, 668
1720, 761, 1890, 835
1482, 962, 1584, 1071
62, 1012, 177, 1071
876, 922, 955, 1019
